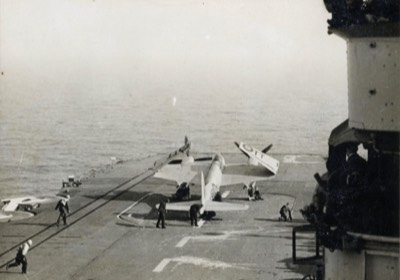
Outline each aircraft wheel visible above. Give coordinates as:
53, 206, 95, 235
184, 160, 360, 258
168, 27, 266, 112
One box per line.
201, 211, 216, 220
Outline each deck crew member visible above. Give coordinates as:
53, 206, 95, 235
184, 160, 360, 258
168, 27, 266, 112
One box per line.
55, 195, 70, 227
254, 186, 263, 200
243, 183, 255, 201
189, 204, 202, 227
6, 239, 32, 274
279, 203, 292, 221
156, 200, 167, 229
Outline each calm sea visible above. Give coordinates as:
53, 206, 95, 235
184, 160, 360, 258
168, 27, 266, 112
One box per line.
0, 70, 347, 198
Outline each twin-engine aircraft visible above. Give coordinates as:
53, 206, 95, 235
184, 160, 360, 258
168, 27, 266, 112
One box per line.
154, 139, 279, 214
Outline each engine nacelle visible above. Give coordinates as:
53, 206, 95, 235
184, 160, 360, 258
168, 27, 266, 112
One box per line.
181, 156, 194, 165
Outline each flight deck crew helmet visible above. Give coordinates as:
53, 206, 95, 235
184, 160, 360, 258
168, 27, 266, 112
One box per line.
27, 240, 32, 247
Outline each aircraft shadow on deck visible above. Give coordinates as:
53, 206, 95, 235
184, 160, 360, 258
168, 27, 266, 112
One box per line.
97, 191, 226, 226
83, 191, 202, 203
254, 218, 306, 224
115, 222, 191, 229
0, 271, 24, 275
10, 222, 52, 227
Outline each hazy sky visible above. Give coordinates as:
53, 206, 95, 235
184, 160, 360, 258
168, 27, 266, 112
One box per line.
0, 0, 347, 98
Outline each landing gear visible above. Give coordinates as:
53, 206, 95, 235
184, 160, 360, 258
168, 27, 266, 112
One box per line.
213, 192, 222, 202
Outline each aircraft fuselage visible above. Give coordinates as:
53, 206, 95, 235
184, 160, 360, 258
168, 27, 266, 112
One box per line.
204, 154, 225, 201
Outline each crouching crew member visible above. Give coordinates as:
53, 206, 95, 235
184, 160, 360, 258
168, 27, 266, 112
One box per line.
279, 203, 292, 221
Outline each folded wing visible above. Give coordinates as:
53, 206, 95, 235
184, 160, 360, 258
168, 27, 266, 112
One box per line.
234, 142, 279, 175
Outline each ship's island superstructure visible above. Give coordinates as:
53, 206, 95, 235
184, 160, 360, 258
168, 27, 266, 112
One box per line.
300, 1, 399, 279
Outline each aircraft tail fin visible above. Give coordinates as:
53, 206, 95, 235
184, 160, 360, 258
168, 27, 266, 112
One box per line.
201, 172, 206, 206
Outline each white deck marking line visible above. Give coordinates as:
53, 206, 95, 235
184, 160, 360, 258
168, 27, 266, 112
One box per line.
221, 191, 230, 198
153, 256, 255, 273
197, 219, 205, 227
175, 228, 290, 248
175, 234, 232, 248
176, 236, 191, 248
153, 258, 171, 272
283, 155, 321, 164
175, 220, 206, 247
116, 193, 153, 220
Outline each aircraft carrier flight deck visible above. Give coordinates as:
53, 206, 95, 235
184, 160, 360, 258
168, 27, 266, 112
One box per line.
0, 147, 326, 280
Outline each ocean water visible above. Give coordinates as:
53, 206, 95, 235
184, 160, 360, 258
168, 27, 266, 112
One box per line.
0, 0, 348, 198
0, 71, 347, 198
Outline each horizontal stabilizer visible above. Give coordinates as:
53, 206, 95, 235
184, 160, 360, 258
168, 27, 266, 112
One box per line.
158, 201, 202, 212
204, 201, 249, 212
159, 200, 248, 212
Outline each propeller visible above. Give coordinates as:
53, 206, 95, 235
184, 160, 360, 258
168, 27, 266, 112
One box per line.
262, 144, 273, 154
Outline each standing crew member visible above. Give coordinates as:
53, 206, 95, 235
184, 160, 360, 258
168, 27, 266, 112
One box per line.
6, 239, 32, 274
189, 204, 202, 227
156, 200, 167, 229
55, 195, 70, 227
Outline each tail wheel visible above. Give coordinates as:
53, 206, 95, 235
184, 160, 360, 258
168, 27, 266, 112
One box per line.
214, 192, 222, 202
